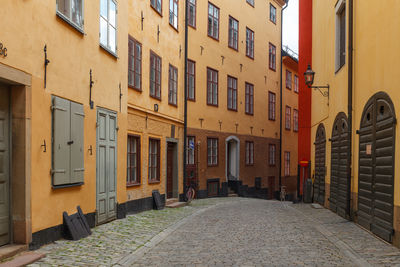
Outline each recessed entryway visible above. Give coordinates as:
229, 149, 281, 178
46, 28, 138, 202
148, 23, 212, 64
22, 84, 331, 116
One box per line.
166, 139, 178, 199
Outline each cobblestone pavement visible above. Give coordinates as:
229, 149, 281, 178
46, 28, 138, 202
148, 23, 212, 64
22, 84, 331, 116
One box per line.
30, 198, 400, 266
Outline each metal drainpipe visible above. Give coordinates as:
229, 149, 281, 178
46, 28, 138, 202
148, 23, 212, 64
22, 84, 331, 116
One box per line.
183, 0, 189, 201
279, 0, 289, 194
347, 0, 354, 219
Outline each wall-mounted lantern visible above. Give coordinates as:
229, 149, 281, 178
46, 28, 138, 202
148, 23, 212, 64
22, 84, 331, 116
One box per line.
304, 64, 330, 105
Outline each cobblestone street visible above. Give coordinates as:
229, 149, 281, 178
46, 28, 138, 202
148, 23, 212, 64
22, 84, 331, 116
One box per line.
30, 198, 400, 266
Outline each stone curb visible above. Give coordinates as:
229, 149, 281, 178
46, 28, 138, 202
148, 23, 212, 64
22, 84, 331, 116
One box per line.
289, 205, 372, 267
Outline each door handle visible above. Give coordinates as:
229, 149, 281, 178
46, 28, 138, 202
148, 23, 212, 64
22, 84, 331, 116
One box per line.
67, 141, 74, 145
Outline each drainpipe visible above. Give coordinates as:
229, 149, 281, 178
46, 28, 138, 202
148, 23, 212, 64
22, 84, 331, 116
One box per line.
347, 0, 354, 219
279, 0, 289, 195
183, 0, 189, 201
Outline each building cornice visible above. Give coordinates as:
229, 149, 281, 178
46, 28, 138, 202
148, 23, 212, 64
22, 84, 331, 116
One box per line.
274, 0, 286, 8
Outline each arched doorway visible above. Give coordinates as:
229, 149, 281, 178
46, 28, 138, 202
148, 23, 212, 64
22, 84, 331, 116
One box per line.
314, 124, 326, 205
358, 92, 395, 243
330, 112, 349, 218
225, 136, 240, 182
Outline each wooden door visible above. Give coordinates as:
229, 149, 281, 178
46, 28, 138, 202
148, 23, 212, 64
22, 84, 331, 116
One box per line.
167, 143, 174, 199
96, 108, 117, 224
314, 124, 326, 205
268, 176, 275, 200
0, 85, 10, 246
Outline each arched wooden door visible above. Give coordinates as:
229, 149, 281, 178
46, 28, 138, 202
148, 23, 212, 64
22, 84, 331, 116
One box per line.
330, 112, 349, 218
314, 124, 326, 205
358, 92, 395, 243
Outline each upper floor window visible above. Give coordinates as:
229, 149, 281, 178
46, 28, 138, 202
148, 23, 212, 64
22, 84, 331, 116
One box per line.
207, 138, 218, 166
169, 0, 178, 29
228, 16, 239, 50
336, 0, 346, 71
127, 135, 140, 186
246, 28, 254, 59
100, 0, 117, 54
208, 3, 219, 40
293, 109, 299, 132
269, 43, 276, 71
227, 76, 237, 111
187, 59, 196, 101
270, 3, 276, 24
284, 151, 290, 176
188, 0, 196, 28
285, 106, 291, 130
268, 91, 276, 121
128, 37, 142, 90
150, 51, 162, 99
151, 0, 162, 15
294, 75, 299, 93
207, 67, 218, 106
286, 70, 292, 89
168, 65, 178, 106
57, 0, 84, 30
245, 82, 254, 115
246, 0, 254, 7
245, 141, 254, 165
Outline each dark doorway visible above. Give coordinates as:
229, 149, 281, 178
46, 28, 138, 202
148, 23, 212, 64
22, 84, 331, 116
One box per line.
330, 112, 349, 218
358, 92, 395, 243
166, 142, 175, 199
314, 124, 326, 205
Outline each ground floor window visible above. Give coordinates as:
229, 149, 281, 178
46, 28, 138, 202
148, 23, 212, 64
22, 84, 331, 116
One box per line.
284, 151, 290, 176
269, 144, 276, 166
245, 141, 254, 165
207, 138, 218, 166
186, 136, 195, 165
149, 138, 160, 182
127, 135, 140, 185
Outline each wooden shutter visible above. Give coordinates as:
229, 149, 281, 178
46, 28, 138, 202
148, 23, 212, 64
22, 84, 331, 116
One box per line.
70, 101, 85, 184
52, 96, 71, 186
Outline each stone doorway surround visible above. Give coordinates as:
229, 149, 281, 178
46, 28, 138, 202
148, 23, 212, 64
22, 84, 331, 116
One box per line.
0, 62, 32, 245
225, 136, 240, 182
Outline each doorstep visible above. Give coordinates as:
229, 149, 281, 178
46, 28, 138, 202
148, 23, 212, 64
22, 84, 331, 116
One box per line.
0, 251, 45, 267
0, 245, 27, 262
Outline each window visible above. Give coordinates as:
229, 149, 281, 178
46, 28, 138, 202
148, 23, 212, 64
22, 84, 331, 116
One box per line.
245, 82, 254, 115
186, 136, 195, 165
245, 141, 254, 165
168, 65, 178, 106
285, 106, 291, 130
284, 152, 290, 176
128, 37, 142, 90
187, 60, 196, 101
246, 0, 254, 7
293, 109, 299, 132
150, 51, 162, 99
100, 0, 117, 54
169, 0, 178, 29
188, 0, 196, 27
51, 96, 84, 186
269, 144, 276, 166
336, 0, 346, 70
269, 43, 276, 71
268, 91, 276, 121
57, 0, 84, 30
207, 67, 218, 106
227, 76, 237, 111
149, 139, 160, 182
228, 16, 239, 50
208, 3, 219, 40
127, 136, 140, 185
246, 28, 254, 58
207, 138, 218, 166
151, 0, 162, 15
286, 70, 292, 89
294, 75, 299, 93
270, 4, 276, 24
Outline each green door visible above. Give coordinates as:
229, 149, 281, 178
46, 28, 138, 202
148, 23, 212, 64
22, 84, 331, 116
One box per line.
0, 85, 10, 246
96, 108, 117, 224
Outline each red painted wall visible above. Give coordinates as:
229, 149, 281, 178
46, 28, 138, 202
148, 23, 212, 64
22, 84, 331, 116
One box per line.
298, 0, 312, 194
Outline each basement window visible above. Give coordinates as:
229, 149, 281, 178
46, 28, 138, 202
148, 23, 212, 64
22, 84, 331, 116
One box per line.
335, 0, 346, 71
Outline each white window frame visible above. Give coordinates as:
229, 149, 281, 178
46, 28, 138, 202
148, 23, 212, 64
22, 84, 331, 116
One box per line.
335, 0, 346, 71
100, 0, 118, 55
169, 0, 179, 29
56, 0, 84, 32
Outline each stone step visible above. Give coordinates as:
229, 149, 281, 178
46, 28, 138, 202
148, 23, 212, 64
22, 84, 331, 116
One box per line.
0, 251, 45, 267
165, 202, 187, 208
0, 245, 27, 262
228, 193, 238, 197
165, 198, 179, 206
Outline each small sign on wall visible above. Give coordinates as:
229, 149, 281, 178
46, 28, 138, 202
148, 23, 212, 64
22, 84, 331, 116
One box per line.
366, 144, 372, 155
0, 43, 7, 57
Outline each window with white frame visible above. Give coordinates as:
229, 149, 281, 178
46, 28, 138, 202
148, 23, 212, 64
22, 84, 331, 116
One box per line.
208, 3, 219, 40
169, 0, 178, 29
100, 0, 117, 53
294, 75, 299, 93
335, 0, 346, 71
188, 0, 196, 27
57, 0, 84, 29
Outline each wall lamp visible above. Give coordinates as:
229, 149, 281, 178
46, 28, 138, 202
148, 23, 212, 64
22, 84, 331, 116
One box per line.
304, 64, 330, 105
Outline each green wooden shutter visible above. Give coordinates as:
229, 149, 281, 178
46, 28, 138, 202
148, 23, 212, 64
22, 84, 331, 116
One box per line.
52, 96, 71, 186
70, 101, 85, 184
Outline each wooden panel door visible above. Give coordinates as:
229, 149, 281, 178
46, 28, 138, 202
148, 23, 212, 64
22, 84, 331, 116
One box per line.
166, 143, 174, 199
314, 124, 326, 205
0, 86, 10, 246
96, 108, 117, 224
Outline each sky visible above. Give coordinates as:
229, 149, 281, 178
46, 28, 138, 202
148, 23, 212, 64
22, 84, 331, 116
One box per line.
283, 0, 299, 54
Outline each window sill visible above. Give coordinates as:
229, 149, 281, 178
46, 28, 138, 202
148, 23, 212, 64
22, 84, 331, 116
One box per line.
189, 24, 196, 29
168, 102, 178, 107
269, 67, 276, 72
127, 183, 141, 188
228, 108, 238, 112
150, 95, 162, 101
187, 98, 196, 102
100, 44, 118, 59
129, 85, 142, 92
245, 112, 254, 116
228, 45, 239, 52
207, 34, 219, 42
148, 180, 161, 184
52, 182, 84, 189
207, 103, 219, 107
56, 12, 85, 35
150, 5, 163, 17
207, 164, 218, 167
270, 19, 277, 25
169, 23, 179, 33
246, 55, 255, 60
245, 164, 254, 167
335, 63, 346, 74
269, 118, 276, 121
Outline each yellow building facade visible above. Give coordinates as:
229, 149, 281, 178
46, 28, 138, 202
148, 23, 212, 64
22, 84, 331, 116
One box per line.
309, 0, 400, 247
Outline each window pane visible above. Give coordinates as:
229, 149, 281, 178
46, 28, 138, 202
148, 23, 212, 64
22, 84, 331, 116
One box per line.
100, 17, 108, 46
100, 0, 108, 18
72, 0, 83, 26
109, 25, 116, 52
57, 0, 70, 18
109, 1, 116, 27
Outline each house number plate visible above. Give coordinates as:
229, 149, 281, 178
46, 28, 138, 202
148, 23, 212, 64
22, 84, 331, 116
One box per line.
0, 43, 7, 57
